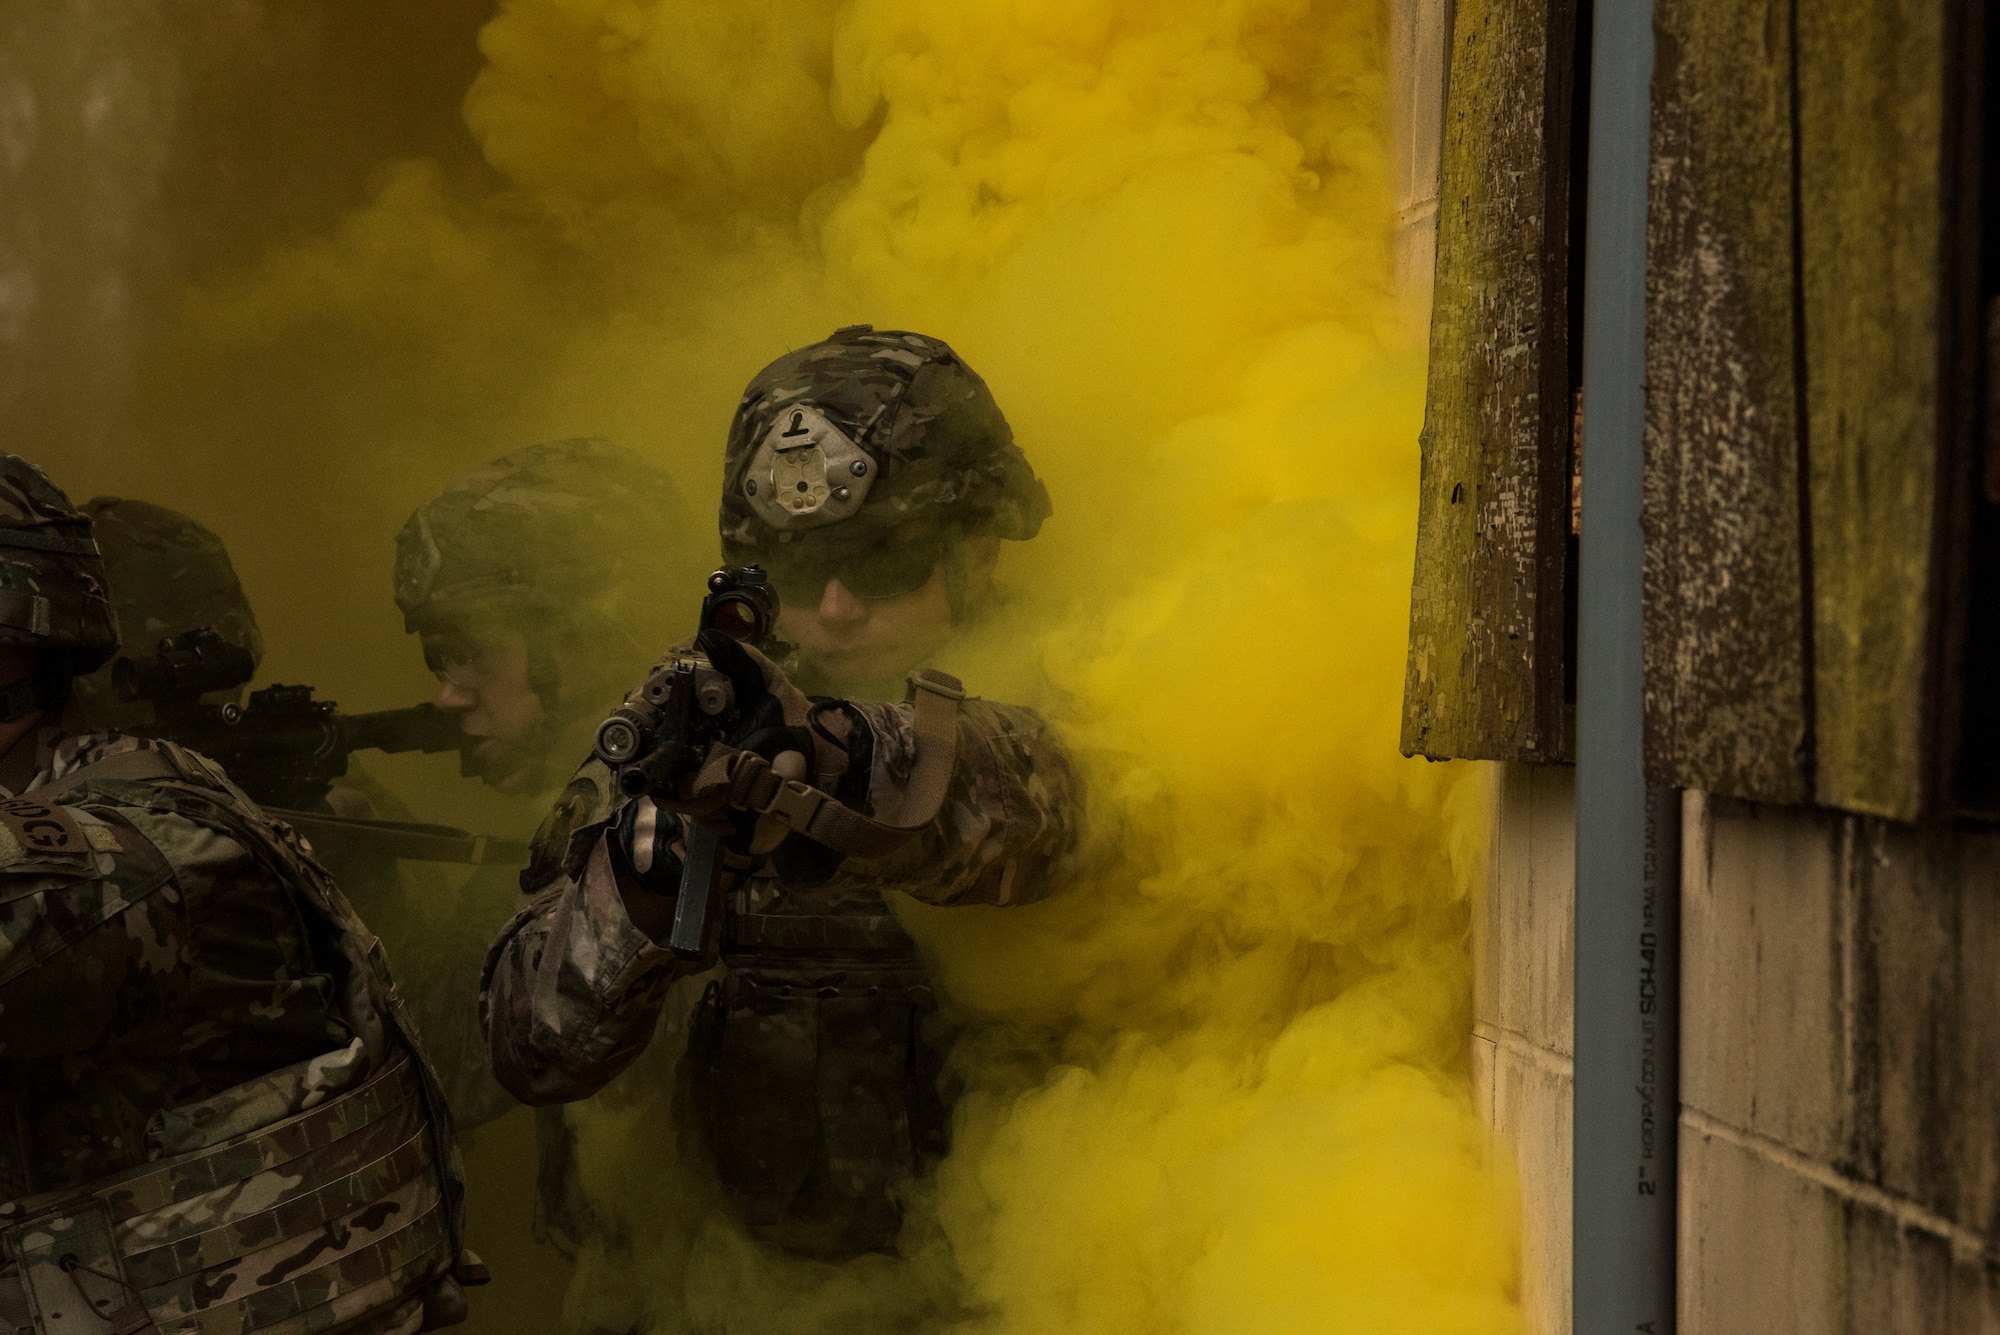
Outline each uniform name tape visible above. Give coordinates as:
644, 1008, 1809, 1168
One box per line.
0, 794, 87, 858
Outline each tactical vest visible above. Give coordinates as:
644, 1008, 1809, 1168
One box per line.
691, 874, 949, 1261
0, 742, 472, 1335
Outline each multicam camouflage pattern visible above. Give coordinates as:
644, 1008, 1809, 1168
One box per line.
482, 688, 1078, 1255
4, 1054, 446, 1335
833, 696, 1077, 907
0, 732, 464, 1333
71, 498, 265, 730
392, 438, 688, 636
0, 455, 118, 672
719, 327, 1052, 556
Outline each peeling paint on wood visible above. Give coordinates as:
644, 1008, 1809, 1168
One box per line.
1643, 0, 1812, 804
1402, 0, 1576, 763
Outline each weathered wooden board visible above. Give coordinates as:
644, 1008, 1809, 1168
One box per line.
1642, 0, 1812, 804
1796, 0, 1947, 821
1402, 0, 1577, 764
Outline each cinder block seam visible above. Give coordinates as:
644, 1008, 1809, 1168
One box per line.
1682, 1106, 1990, 1262
1474, 1017, 1577, 1079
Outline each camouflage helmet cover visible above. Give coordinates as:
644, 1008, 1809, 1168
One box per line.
720, 327, 1051, 556
80, 498, 265, 668
71, 498, 263, 728
0, 453, 119, 673
394, 437, 685, 634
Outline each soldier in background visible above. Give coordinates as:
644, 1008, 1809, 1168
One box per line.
483, 327, 1080, 1276
393, 438, 706, 1252
393, 438, 704, 801
70, 496, 517, 1130
70, 496, 266, 731
0, 454, 476, 1333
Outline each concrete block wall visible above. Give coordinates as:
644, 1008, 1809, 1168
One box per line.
1476, 763, 2000, 1334
1472, 763, 1576, 1335
1680, 795, 2000, 1335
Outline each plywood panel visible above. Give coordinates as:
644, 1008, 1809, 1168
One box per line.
1401, 0, 1576, 763
1643, 0, 1812, 805
1796, 0, 1946, 820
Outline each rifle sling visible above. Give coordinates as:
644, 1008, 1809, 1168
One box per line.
696, 668, 964, 860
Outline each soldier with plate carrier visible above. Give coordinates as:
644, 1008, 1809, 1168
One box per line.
481, 326, 1082, 1269
0, 455, 478, 1334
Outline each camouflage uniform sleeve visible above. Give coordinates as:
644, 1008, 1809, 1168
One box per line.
832, 696, 1079, 907
479, 835, 686, 1104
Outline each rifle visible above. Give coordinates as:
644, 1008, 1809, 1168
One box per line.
590, 566, 786, 961
113, 627, 526, 864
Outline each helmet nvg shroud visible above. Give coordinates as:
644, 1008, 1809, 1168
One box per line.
721, 326, 1051, 570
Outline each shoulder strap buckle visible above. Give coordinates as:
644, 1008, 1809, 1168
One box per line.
758, 778, 828, 835
908, 668, 965, 702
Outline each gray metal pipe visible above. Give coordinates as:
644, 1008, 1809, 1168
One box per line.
1575, 0, 1681, 1329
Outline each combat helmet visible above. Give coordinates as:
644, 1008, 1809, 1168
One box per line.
720, 326, 1051, 601
0, 454, 119, 718
395, 438, 694, 789
395, 437, 687, 640
72, 498, 264, 729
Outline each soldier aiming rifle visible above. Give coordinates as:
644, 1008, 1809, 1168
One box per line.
485, 326, 1082, 1280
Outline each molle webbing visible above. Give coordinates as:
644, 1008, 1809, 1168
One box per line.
0, 1056, 450, 1335
0, 591, 50, 638
725, 908, 919, 956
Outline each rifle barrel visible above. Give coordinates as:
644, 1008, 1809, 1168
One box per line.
343, 704, 465, 756
265, 808, 530, 866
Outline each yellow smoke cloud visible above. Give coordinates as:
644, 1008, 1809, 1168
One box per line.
93, 0, 1524, 1330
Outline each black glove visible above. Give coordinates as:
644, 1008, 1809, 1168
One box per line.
697, 629, 814, 762
610, 797, 684, 895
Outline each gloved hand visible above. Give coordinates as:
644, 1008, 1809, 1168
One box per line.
695, 629, 841, 778
656, 632, 870, 860
609, 796, 683, 895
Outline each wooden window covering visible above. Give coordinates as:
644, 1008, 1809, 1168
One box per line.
1401, 0, 1583, 765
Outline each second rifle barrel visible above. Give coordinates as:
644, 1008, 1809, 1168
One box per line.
343, 703, 465, 755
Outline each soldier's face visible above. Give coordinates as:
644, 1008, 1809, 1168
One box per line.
775, 535, 998, 695
426, 633, 546, 773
